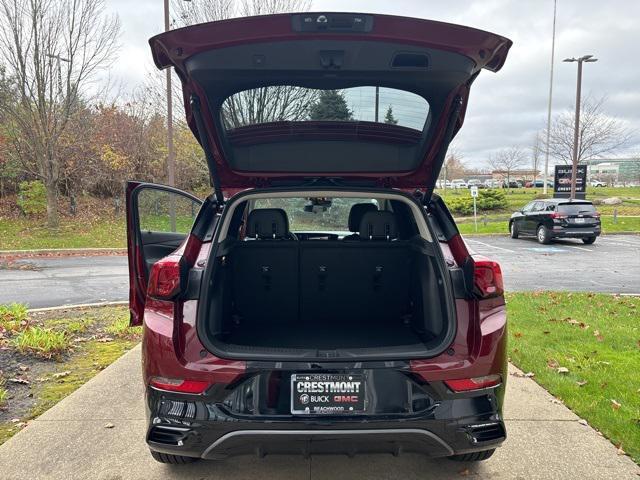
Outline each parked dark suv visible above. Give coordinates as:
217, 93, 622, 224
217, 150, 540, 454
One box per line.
509, 199, 601, 244
126, 13, 512, 465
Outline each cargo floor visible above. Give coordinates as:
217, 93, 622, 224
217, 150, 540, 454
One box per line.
222, 321, 427, 350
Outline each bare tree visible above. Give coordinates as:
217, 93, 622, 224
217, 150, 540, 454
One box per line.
544, 95, 633, 165
168, 0, 315, 129
488, 146, 526, 188
531, 132, 543, 184
0, 0, 120, 227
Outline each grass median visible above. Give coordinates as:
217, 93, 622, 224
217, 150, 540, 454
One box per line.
0, 304, 140, 444
507, 292, 640, 463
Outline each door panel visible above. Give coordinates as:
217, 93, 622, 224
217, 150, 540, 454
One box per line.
126, 182, 203, 326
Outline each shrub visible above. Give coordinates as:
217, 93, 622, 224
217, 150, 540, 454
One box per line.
0, 303, 28, 331
13, 327, 69, 358
17, 180, 47, 215
446, 189, 508, 215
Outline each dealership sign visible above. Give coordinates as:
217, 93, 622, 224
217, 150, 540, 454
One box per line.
554, 164, 587, 193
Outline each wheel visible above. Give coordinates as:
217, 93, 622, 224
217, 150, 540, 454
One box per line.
582, 236, 596, 244
449, 449, 496, 462
150, 450, 198, 464
509, 221, 519, 239
536, 225, 551, 244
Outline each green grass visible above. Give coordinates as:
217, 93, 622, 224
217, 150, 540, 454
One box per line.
0, 382, 7, 406
439, 186, 640, 216
455, 214, 640, 235
104, 312, 142, 338
507, 292, 640, 462
12, 327, 70, 358
0, 303, 28, 331
0, 216, 125, 250
0, 306, 141, 445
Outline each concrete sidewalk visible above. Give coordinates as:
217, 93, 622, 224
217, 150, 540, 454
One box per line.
0, 346, 638, 480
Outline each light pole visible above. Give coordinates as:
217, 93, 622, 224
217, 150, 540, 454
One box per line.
563, 54, 597, 199
542, 0, 557, 195
163, 0, 175, 188
163, 0, 192, 188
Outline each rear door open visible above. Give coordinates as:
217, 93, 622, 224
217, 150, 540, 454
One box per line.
149, 12, 512, 197
126, 182, 202, 325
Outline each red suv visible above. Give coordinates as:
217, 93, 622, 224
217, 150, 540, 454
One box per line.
126, 13, 511, 465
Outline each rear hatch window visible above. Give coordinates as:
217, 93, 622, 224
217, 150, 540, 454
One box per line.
558, 203, 597, 215
222, 86, 430, 174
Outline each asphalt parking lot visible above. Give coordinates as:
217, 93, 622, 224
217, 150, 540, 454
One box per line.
465, 234, 640, 294
1, 234, 638, 309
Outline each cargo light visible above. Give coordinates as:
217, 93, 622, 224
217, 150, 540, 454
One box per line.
444, 375, 501, 392
149, 376, 210, 394
473, 258, 504, 299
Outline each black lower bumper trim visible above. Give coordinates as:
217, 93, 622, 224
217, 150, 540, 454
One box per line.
201, 429, 454, 459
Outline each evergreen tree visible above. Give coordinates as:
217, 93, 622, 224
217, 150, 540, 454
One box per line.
309, 90, 353, 121
384, 105, 398, 125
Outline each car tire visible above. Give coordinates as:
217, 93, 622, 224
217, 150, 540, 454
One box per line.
449, 449, 496, 462
536, 225, 551, 244
582, 237, 596, 245
509, 222, 519, 239
150, 450, 198, 464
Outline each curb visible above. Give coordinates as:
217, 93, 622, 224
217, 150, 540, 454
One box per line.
29, 301, 128, 313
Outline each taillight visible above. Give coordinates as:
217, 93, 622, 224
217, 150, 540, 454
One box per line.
149, 376, 210, 394
444, 374, 502, 392
147, 256, 182, 299
473, 259, 504, 298
551, 212, 567, 219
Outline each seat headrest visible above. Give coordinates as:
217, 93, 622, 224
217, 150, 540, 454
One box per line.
358, 211, 398, 240
246, 208, 290, 239
348, 203, 378, 232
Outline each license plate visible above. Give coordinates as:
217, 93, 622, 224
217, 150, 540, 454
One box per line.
574, 218, 585, 223
291, 373, 365, 415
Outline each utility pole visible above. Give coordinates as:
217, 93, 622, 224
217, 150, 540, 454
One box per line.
374, 86, 380, 122
543, 0, 557, 195
563, 55, 598, 199
164, 0, 175, 188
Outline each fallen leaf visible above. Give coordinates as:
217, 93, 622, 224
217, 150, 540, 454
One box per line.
566, 318, 580, 326
578, 322, 589, 330
578, 419, 588, 426
104, 423, 115, 429
458, 468, 470, 476
18, 366, 29, 372
97, 337, 114, 343
576, 380, 588, 387
8, 377, 29, 385
524, 372, 535, 378
543, 330, 550, 335
557, 367, 569, 374
513, 332, 523, 338
53, 371, 71, 379
611, 399, 621, 410
547, 359, 559, 369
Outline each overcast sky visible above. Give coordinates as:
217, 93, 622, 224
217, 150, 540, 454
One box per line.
104, 0, 640, 169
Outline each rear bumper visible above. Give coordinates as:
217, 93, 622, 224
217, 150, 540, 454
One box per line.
144, 387, 506, 459
551, 226, 600, 238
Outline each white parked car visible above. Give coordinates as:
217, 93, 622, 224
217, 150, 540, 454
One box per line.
589, 179, 606, 187
451, 179, 468, 189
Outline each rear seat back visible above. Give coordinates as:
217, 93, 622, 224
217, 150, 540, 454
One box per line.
300, 212, 410, 324
299, 241, 411, 325
232, 209, 411, 328
232, 209, 298, 325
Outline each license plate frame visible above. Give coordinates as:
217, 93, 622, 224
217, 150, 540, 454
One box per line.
574, 217, 586, 224
290, 373, 366, 415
